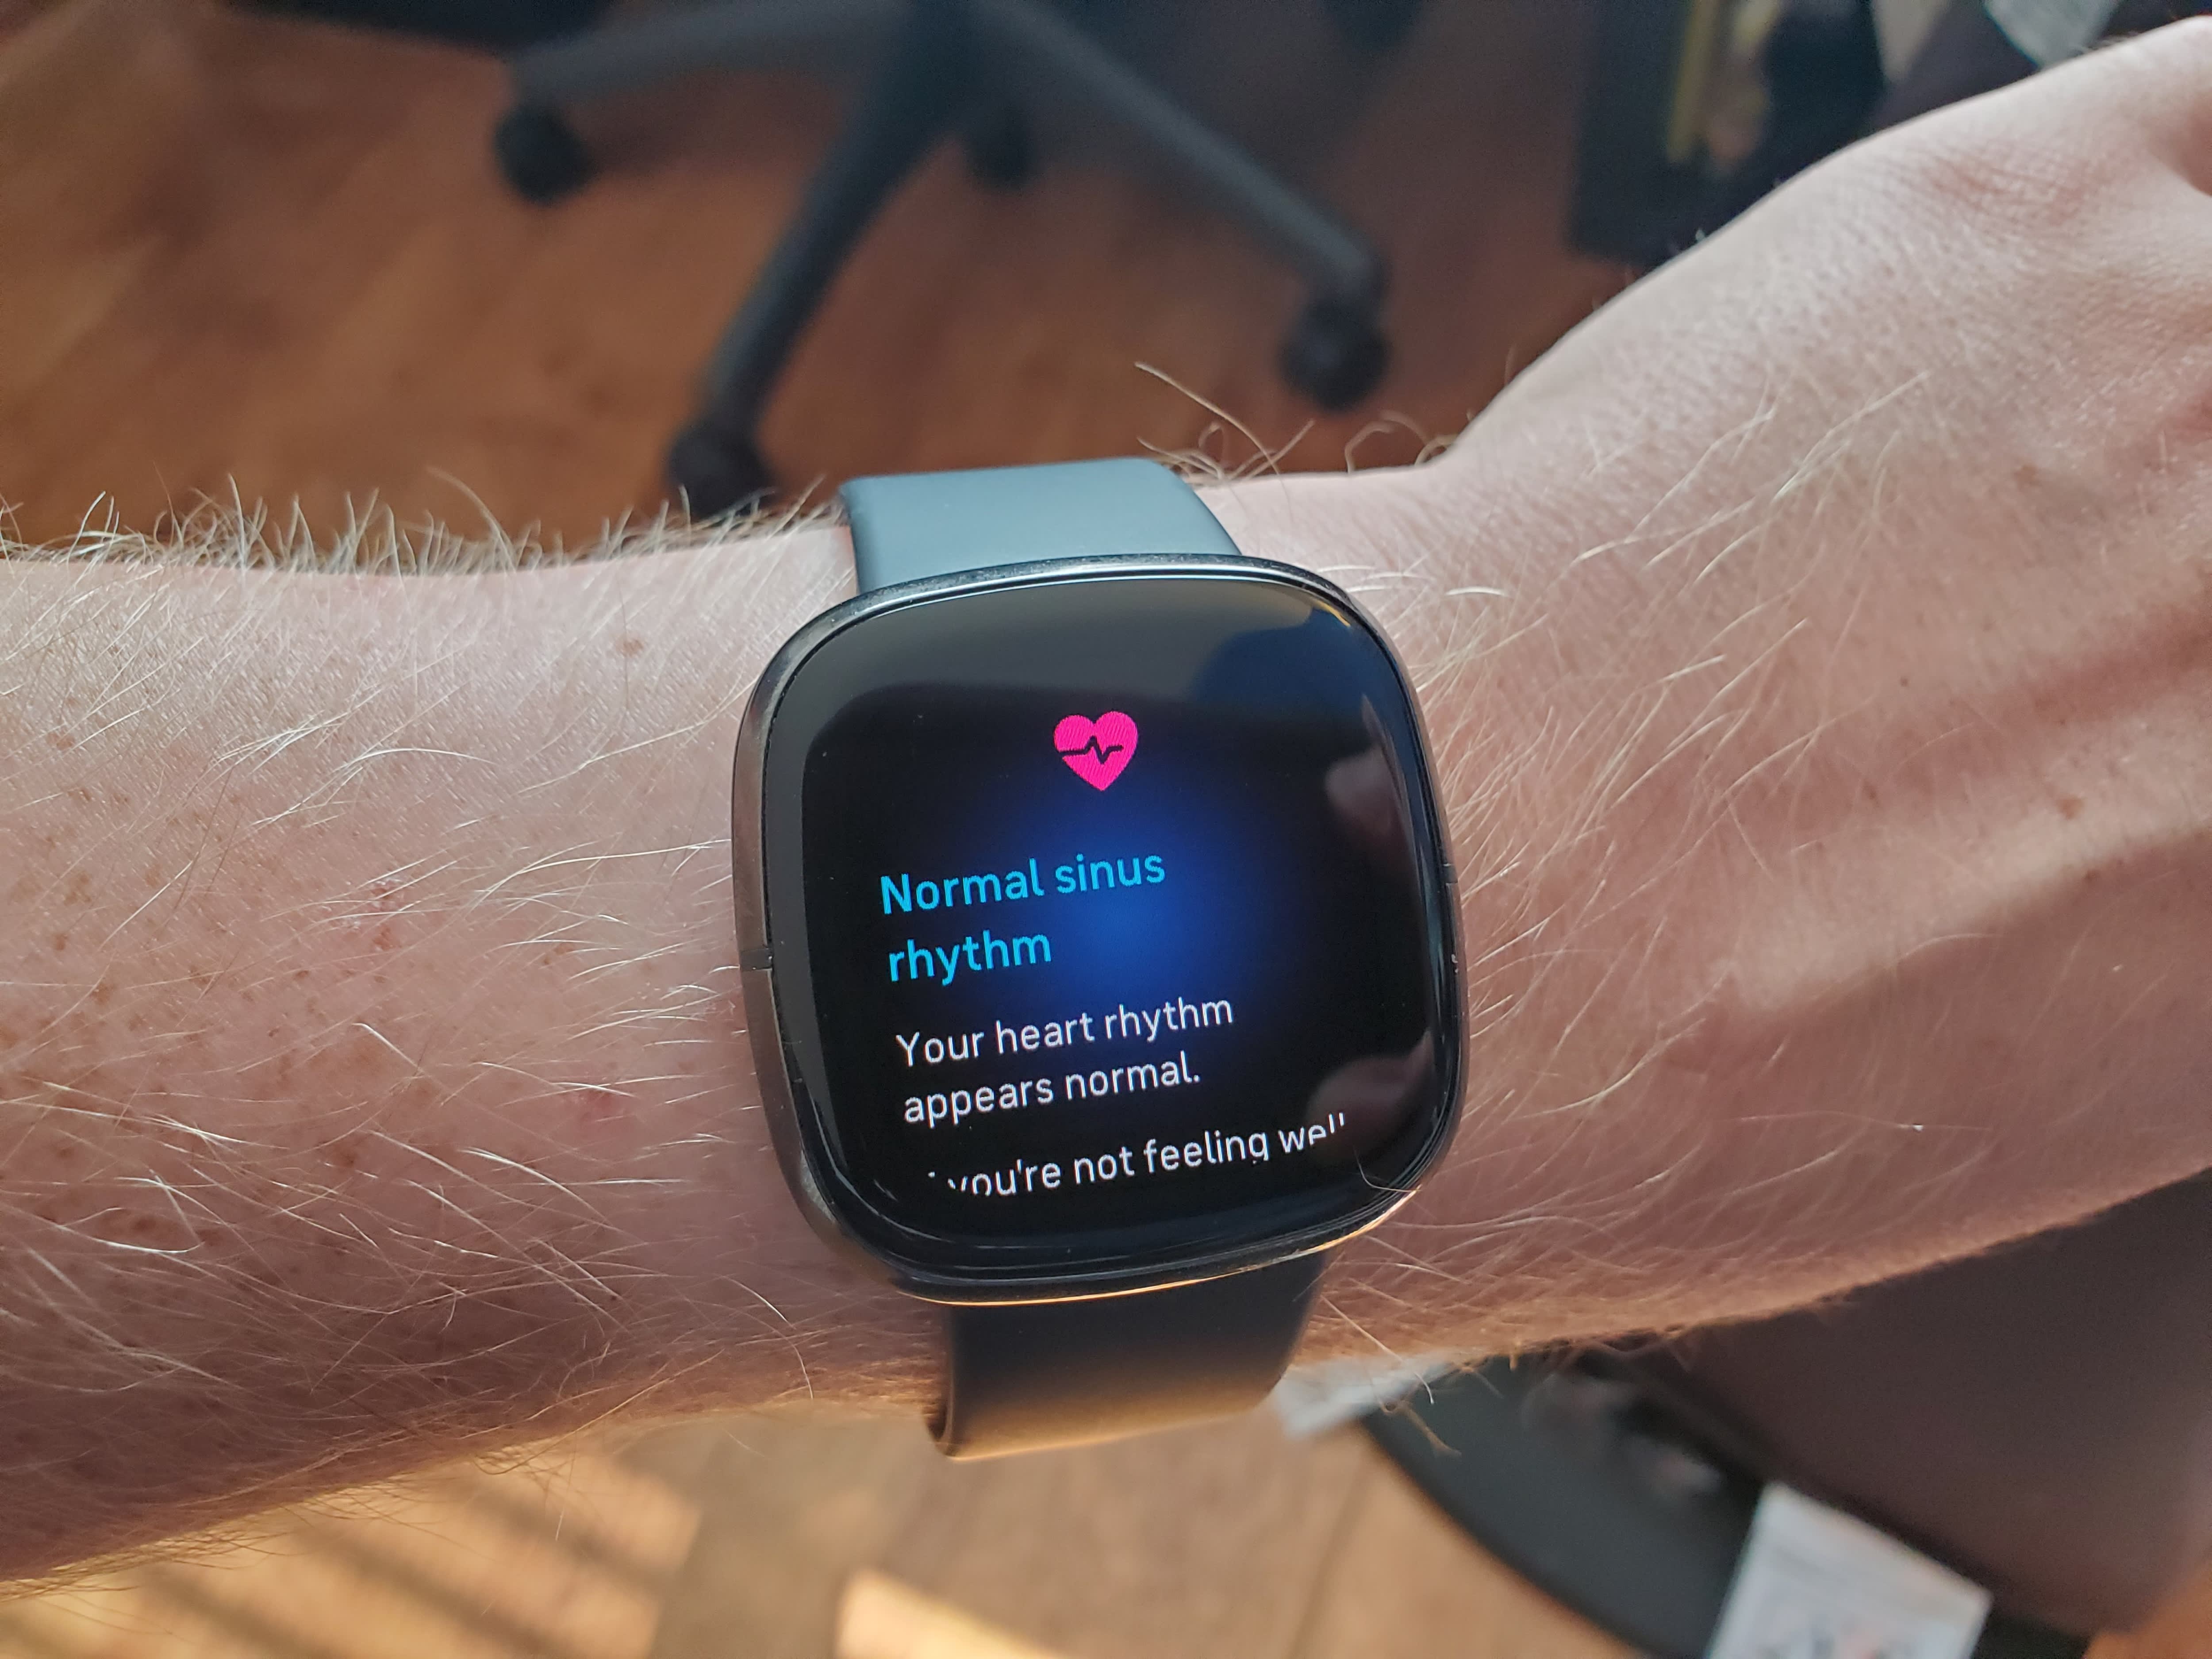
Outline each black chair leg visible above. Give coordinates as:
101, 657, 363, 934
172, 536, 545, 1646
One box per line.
669, 0, 971, 516
972, 0, 1391, 408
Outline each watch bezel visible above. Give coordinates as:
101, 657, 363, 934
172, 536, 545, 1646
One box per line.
731, 553, 1461, 1306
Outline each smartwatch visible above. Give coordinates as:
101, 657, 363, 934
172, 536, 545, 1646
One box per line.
732, 457, 1460, 1458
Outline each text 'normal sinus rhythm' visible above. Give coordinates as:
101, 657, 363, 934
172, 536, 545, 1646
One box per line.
880, 854, 1165, 914
881, 852, 1166, 986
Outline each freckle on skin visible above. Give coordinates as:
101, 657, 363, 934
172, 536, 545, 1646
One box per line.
572, 1086, 622, 1122
45, 731, 73, 749
50, 931, 68, 954
2058, 795, 2083, 819
63, 873, 92, 906
616, 634, 645, 657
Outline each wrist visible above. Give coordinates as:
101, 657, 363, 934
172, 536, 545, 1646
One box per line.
445, 528, 943, 1413
1237, 410, 2212, 1359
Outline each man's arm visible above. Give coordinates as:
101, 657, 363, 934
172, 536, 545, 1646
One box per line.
1257, 15, 2212, 1353
0, 526, 946, 1574
5, 19, 2212, 1578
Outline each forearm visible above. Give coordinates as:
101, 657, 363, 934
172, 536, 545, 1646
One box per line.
0, 527, 934, 1572
6, 444, 2207, 1575
9, 18, 2212, 1573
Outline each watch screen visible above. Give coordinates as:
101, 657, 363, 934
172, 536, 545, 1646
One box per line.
758, 568, 1457, 1276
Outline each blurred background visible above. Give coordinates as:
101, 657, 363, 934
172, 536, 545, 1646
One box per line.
1, 1, 2208, 1655
0, 0, 1624, 544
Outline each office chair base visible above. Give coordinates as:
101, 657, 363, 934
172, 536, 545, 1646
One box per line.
668, 422, 775, 519
1280, 296, 1389, 410
495, 106, 594, 204
526, 0, 1404, 505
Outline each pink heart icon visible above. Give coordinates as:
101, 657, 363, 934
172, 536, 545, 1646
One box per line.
1054, 711, 1138, 790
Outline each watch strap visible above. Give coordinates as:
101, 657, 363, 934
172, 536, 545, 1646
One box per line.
837, 456, 1319, 1459
843, 457, 1239, 591
935, 1256, 1326, 1459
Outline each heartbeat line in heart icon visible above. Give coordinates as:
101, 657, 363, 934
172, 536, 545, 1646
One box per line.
1054, 712, 1138, 790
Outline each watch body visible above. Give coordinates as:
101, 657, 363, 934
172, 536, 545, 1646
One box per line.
733, 550, 1461, 1307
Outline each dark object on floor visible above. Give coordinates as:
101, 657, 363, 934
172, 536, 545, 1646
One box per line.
1872, 0, 2208, 129
492, 0, 1408, 516
1570, 0, 1884, 268
1367, 1359, 1758, 1659
244, 0, 609, 51
1572, 0, 2211, 269
1867, 0, 2039, 129
1369, 1171, 2212, 1657
492, 102, 594, 200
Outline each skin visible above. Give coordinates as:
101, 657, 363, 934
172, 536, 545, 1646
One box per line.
2, 20, 2210, 1581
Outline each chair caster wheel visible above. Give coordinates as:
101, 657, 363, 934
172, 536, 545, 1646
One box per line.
668, 422, 775, 518
1279, 297, 1389, 410
1322, 0, 1423, 51
494, 105, 592, 204
962, 100, 1035, 190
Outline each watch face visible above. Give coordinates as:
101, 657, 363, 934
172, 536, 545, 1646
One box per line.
749, 564, 1458, 1287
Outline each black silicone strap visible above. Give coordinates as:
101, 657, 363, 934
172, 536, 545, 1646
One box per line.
837, 458, 1325, 1459
934, 1255, 1327, 1459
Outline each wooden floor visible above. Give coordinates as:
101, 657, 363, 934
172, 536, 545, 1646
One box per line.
0, 2, 2206, 1656
0, 1415, 1644, 1659
0, 0, 1620, 547
4, 1412, 2208, 1659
